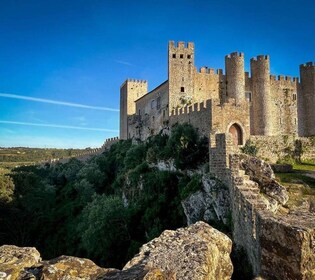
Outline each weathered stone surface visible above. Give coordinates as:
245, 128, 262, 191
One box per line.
32, 255, 115, 280
97, 265, 175, 280
0, 245, 41, 280
124, 221, 233, 280
182, 175, 230, 225
0, 222, 233, 280
240, 154, 289, 205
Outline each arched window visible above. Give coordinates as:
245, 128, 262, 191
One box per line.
229, 123, 243, 146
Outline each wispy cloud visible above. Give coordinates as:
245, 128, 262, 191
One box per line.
115, 59, 134, 66
0, 93, 119, 112
0, 120, 118, 133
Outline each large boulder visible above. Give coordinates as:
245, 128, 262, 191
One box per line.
0, 245, 41, 280
123, 221, 233, 280
0, 222, 233, 280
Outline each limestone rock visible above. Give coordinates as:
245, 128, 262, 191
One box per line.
0, 245, 41, 280
123, 221, 233, 280
32, 255, 116, 280
182, 175, 230, 225
0, 222, 233, 280
240, 154, 289, 205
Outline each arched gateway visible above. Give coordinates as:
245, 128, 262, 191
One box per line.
229, 123, 243, 146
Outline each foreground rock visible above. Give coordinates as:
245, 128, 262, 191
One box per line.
0, 222, 233, 280
123, 221, 233, 280
0, 245, 41, 280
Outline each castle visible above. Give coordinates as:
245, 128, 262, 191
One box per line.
120, 41, 315, 145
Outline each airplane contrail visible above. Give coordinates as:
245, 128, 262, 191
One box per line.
0, 120, 119, 133
0, 93, 119, 112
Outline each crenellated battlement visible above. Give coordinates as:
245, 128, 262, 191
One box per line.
300, 61, 315, 68
169, 40, 194, 49
269, 74, 299, 83
198, 66, 216, 74
226, 52, 244, 59
120, 79, 148, 89
170, 100, 212, 117
127, 79, 147, 83
251, 55, 269, 62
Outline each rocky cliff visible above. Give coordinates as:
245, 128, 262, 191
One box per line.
0, 222, 233, 280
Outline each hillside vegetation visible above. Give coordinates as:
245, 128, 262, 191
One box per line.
0, 147, 88, 173
0, 124, 208, 268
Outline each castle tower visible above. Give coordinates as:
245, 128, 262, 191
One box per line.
225, 52, 245, 104
168, 41, 195, 111
250, 55, 275, 136
299, 62, 315, 136
120, 79, 148, 139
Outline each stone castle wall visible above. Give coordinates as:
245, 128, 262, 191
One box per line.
299, 62, 315, 136
250, 135, 315, 163
121, 41, 314, 142
128, 81, 169, 140
120, 79, 147, 139
169, 100, 212, 137
209, 133, 315, 279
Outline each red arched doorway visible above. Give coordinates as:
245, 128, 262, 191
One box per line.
229, 123, 243, 146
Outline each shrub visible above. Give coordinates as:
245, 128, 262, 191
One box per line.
241, 140, 258, 157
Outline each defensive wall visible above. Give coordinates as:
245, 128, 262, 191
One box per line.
169, 100, 212, 137
250, 135, 315, 163
43, 137, 119, 165
209, 133, 315, 279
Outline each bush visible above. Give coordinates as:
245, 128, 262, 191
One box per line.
241, 140, 258, 157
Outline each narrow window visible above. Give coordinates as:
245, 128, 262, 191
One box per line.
172, 54, 176, 58
187, 54, 191, 59
245, 92, 252, 102
180, 54, 184, 59
157, 97, 161, 110
151, 100, 155, 109
181, 87, 185, 92
152, 116, 155, 122
138, 109, 141, 115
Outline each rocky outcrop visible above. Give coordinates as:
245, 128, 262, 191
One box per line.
182, 175, 230, 225
0, 245, 41, 280
123, 221, 233, 280
240, 154, 289, 205
0, 222, 233, 280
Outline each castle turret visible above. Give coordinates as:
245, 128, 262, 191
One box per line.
250, 55, 275, 136
120, 79, 148, 139
299, 62, 315, 136
225, 52, 245, 104
168, 41, 195, 111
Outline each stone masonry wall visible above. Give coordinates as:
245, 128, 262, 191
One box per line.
128, 81, 169, 140
250, 135, 315, 163
169, 100, 212, 137
209, 133, 315, 279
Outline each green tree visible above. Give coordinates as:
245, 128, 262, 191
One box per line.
77, 195, 130, 267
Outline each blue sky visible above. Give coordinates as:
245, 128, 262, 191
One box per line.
0, 0, 314, 148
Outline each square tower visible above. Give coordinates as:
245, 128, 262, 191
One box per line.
120, 79, 148, 139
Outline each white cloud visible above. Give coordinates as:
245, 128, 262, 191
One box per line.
115, 59, 134, 66
0, 93, 119, 112
0, 120, 118, 133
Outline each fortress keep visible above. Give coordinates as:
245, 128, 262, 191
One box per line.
120, 41, 315, 145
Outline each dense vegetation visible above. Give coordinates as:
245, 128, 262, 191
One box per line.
0, 124, 208, 268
